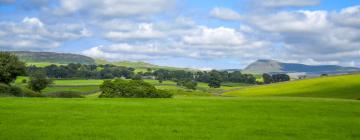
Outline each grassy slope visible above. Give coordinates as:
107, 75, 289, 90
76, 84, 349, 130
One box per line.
0, 97, 359, 140
224, 74, 360, 99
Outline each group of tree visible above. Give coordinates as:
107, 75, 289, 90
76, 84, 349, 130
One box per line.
99, 79, 173, 98
153, 69, 256, 88
27, 63, 135, 79
262, 73, 290, 84
0, 52, 52, 96
176, 79, 198, 90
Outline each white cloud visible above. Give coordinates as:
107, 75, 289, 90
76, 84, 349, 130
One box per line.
83, 43, 187, 61
210, 7, 242, 21
83, 25, 271, 61
183, 26, 246, 46
251, 10, 329, 33
104, 23, 165, 41
253, 0, 320, 8
244, 6, 360, 66
54, 0, 175, 18
0, 17, 91, 50
22, 17, 44, 27
331, 5, 360, 28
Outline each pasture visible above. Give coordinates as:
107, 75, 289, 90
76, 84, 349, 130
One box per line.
224, 74, 360, 99
0, 97, 359, 140
13, 77, 251, 96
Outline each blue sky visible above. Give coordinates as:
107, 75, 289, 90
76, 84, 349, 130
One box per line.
0, 0, 360, 69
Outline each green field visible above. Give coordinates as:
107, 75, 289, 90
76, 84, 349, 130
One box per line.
3, 74, 360, 139
224, 74, 360, 99
14, 77, 251, 96
0, 97, 359, 140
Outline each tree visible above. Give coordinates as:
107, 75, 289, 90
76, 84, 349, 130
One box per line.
0, 52, 26, 84
262, 73, 273, 84
208, 70, 222, 88
183, 80, 197, 90
99, 79, 172, 98
28, 70, 53, 93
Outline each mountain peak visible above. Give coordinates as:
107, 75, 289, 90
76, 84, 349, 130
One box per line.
243, 59, 360, 74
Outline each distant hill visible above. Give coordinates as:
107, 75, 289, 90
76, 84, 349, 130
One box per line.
10, 51, 95, 65
224, 74, 360, 99
243, 59, 360, 74
95, 59, 198, 71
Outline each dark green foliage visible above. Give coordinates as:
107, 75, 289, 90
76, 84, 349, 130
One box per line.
0, 52, 26, 84
132, 74, 142, 80
21, 88, 43, 97
22, 79, 27, 84
177, 79, 197, 90
29, 63, 134, 79
9, 86, 23, 97
99, 79, 173, 98
0, 83, 12, 96
48, 91, 84, 98
263, 73, 273, 84
272, 74, 290, 82
208, 70, 222, 88
28, 70, 53, 93
228, 71, 256, 84
263, 73, 290, 84
0, 83, 42, 97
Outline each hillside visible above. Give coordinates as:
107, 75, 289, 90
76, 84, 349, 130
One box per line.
95, 59, 197, 71
10, 51, 95, 65
243, 59, 360, 74
224, 74, 360, 99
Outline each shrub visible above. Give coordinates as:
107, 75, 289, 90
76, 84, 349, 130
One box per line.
22, 79, 27, 84
48, 91, 84, 98
9, 86, 23, 97
99, 79, 173, 98
28, 70, 53, 93
154, 89, 173, 98
21, 88, 43, 97
0, 83, 12, 96
176, 79, 197, 90
0, 83, 42, 97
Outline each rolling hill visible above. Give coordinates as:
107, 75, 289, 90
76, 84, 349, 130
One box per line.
95, 59, 198, 71
8, 51, 196, 71
10, 51, 95, 65
243, 59, 360, 74
224, 74, 360, 99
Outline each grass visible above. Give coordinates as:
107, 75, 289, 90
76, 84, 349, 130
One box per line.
43, 85, 99, 95
224, 74, 360, 99
0, 97, 359, 140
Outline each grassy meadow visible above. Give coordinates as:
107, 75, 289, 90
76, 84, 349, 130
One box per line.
224, 74, 360, 99
2, 74, 359, 139
0, 97, 359, 140
13, 76, 250, 96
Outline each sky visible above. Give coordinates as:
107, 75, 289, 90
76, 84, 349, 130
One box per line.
0, 0, 360, 70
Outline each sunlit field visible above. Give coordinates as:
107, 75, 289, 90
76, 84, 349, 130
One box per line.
0, 97, 359, 140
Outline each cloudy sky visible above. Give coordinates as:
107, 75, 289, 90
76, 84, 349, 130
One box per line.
0, 0, 360, 69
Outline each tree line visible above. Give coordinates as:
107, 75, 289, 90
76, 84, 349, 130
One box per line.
25, 64, 259, 88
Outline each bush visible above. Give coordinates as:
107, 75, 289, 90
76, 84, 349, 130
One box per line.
0, 83, 12, 96
9, 86, 23, 97
154, 89, 173, 98
99, 79, 173, 98
0, 83, 42, 97
48, 91, 84, 98
22, 79, 27, 84
21, 88, 43, 97
28, 70, 53, 93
